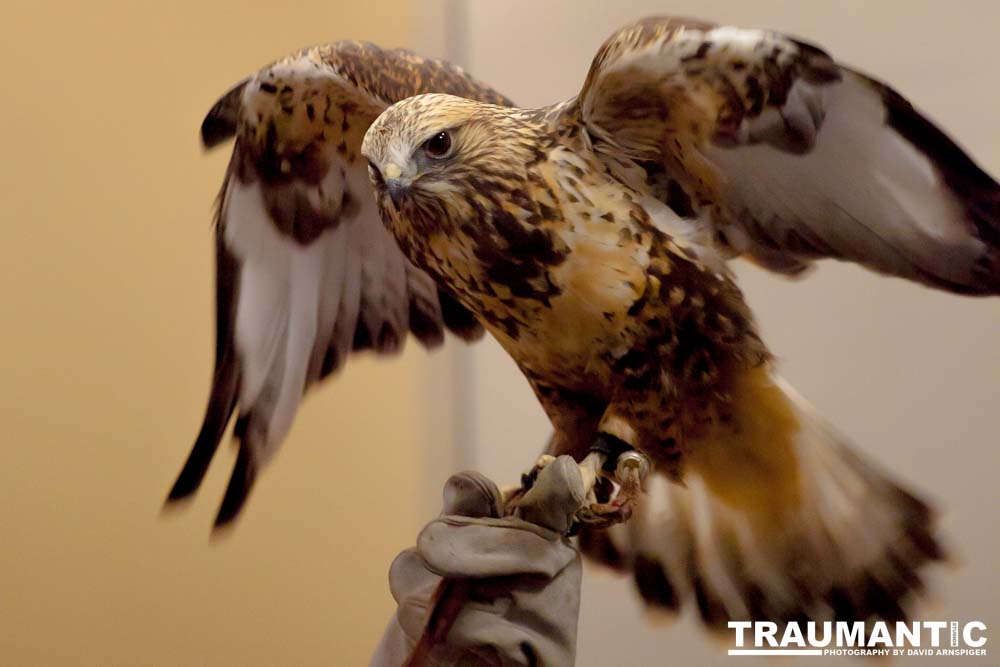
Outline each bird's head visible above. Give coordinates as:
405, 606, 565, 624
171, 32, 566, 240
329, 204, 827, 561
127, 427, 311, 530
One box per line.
361, 94, 542, 232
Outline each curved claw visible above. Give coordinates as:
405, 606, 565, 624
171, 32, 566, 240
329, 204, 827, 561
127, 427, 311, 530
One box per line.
573, 450, 650, 529
506, 450, 651, 529
574, 482, 640, 528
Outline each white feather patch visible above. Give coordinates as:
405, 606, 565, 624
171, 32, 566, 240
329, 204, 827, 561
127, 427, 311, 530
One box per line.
708, 73, 983, 285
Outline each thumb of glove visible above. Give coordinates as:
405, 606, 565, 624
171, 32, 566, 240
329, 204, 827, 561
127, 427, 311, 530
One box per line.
441, 471, 504, 519
515, 456, 586, 534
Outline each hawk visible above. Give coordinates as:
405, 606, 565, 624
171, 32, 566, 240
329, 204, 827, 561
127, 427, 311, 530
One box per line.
361, 16, 998, 628
165, 42, 511, 525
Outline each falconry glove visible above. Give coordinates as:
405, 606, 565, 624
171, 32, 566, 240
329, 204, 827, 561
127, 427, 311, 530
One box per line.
370, 456, 587, 667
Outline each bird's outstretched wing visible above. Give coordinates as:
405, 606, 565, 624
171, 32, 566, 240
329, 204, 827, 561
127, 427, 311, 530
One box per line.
168, 43, 510, 527
578, 16, 1000, 294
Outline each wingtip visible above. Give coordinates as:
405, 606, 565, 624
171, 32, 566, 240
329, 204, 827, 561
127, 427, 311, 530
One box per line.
163, 428, 229, 509
165, 358, 240, 509
200, 79, 249, 150
165, 472, 200, 505
161, 479, 198, 519
213, 444, 257, 529
200, 118, 232, 150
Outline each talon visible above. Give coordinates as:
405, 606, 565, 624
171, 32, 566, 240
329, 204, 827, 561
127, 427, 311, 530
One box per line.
570, 449, 650, 529
574, 483, 640, 528
575, 502, 632, 528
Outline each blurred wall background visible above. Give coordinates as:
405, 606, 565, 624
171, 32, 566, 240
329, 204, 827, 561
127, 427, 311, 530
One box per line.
0, 1, 462, 665
453, 2, 1000, 666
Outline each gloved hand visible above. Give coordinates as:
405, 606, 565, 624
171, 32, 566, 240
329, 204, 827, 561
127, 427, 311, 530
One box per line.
370, 455, 588, 667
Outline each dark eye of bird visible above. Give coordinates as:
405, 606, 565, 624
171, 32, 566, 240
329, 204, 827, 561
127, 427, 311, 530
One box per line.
423, 131, 452, 159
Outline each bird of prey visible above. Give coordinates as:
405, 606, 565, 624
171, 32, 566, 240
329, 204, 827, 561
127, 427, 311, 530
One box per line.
165, 42, 511, 525
361, 16, 998, 628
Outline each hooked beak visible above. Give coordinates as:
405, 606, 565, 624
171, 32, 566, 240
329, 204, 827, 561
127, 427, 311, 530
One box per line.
383, 163, 409, 207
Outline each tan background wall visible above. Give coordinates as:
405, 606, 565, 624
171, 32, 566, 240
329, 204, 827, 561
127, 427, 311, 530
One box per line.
454, 2, 1000, 665
0, 2, 461, 665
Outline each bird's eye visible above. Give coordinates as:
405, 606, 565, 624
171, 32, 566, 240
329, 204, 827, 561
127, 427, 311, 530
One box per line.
423, 131, 453, 159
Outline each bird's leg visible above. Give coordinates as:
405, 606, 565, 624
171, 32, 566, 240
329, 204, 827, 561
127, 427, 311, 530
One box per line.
503, 447, 645, 520
575, 433, 651, 528
505, 436, 652, 527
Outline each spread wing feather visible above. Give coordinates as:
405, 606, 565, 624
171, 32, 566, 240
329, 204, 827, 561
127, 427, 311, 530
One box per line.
572, 15, 966, 631
579, 16, 1000, 294
168, 43, 510, 527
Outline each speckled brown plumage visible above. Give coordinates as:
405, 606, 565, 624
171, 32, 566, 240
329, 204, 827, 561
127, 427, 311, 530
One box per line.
359, 15, 1000, 632
363, 92, 772, 484
170, 41, 512, 527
